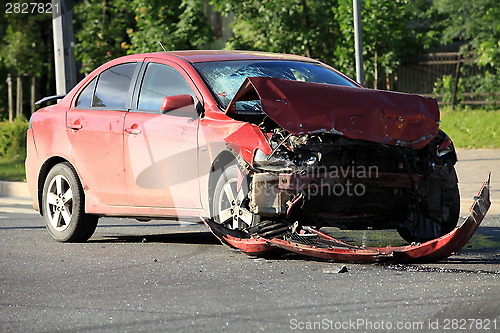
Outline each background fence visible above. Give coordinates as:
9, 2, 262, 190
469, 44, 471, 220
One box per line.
396, 52, 499, 107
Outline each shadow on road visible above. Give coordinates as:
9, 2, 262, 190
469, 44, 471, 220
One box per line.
89, 231, 221, 245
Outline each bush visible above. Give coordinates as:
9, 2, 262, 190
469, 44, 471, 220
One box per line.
433, 69, 499, 109
433, 74, 464, 104
0, 119, 29, 159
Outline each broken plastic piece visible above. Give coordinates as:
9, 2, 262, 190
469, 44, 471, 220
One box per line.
202, 218, 280, 257
201, 176, 490, 263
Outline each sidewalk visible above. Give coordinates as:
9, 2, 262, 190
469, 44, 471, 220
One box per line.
455, 148, 499, 215
0, 180, 30, 198
1, 148, 498, 214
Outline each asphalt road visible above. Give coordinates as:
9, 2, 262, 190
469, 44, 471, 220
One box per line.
0, 197, 499, 333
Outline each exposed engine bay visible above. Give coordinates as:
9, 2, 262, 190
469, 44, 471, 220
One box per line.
245, 119, 460, 243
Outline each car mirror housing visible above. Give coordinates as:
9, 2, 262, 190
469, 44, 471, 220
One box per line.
160, 94, 194, 113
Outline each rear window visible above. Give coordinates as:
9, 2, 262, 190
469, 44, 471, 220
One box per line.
93, 63, 136, 109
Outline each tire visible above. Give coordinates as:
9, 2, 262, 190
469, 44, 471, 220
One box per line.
397, 166, 460, 243
211, 164, 258, 230
42, 162, 98, 242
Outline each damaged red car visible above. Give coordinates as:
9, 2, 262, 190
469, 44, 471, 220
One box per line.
26, 51, 490, 262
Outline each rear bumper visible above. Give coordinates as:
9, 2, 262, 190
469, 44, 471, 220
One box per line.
25, 128, 40, 211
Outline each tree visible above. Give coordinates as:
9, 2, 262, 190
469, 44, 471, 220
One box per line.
74, 0, 213, 73
127, 0, 214, 53
0, 2, 53, 119
432, 0, 499, 106
433, 0, 500, 68
0, 5, 51, 76
212, 0, 434, 89
334, 0, 433, 88
212, 0, 341, 63
73, 0, 134, 74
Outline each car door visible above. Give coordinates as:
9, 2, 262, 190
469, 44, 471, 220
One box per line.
124, 61, 202, 210
67, 62, 138, 206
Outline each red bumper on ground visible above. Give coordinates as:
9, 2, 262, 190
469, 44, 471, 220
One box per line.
202, 176, 491, 263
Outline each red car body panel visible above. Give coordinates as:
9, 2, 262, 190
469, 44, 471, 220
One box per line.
66, 109, 128, 205
123, 112, 201, 209
227, 77, 440, 150
27, 52, 277, 219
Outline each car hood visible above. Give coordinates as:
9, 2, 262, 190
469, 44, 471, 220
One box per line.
225, 77, 440, 149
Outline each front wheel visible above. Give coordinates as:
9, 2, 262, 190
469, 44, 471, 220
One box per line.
397, 166, 460, 243
211, 164, 259, 230
42, 162, 98, 242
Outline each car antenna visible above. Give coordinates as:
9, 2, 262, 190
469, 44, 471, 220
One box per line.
158, 41, 167, 52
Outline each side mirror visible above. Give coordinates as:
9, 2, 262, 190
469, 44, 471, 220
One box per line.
160, 94, 194, 113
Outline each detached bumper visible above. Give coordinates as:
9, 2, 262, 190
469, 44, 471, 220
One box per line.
202, 176, 491, 263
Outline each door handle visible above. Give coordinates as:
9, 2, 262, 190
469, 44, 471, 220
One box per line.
68, 124, 83, 130
125, 127, 142, 135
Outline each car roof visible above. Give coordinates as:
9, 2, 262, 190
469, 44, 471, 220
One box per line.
125, 50, 320, 64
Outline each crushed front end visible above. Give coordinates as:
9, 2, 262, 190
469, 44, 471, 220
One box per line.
250, 130, 460, 243
207, 77, 490, 263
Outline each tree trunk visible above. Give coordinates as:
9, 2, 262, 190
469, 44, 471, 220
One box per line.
7, 74, 13, 123
373, 50, 378, 89
16, 75, 23, 119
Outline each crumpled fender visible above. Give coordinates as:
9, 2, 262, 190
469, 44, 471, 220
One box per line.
201, 176, 491, 263
226, 77, 440, 150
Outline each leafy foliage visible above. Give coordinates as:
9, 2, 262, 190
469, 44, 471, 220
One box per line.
212, 1, 340, 63
0, 119, 28, 158
433, 0, 500, 68
73, 0, 135, 74
433, 75, 464, 104
213, 0, 434, 89
431, 0, 499, 107
336, 0, 438, 88
128, 0, 213, 53
0, 2, 53, 119
74, 0, 213, 72
0, 1, 52, 76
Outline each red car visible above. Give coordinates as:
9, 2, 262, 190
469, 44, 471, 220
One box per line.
26, 51, 490, 262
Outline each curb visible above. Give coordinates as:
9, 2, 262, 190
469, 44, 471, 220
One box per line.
0, 181, 31, 199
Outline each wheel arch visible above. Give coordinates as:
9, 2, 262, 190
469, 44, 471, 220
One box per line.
37, 157, 75, 216
208, 150, 238, 217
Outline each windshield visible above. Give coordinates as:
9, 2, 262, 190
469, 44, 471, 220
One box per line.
193, 60, 357, 109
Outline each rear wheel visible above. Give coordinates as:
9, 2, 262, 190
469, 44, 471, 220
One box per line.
212, 164, 258, 230
42, 163, 98, 242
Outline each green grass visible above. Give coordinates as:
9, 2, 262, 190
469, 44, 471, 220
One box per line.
440, 108, 500, 148
0, 156, 26, 181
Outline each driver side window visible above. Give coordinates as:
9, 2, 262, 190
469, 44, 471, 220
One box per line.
137, 63, 196, 116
